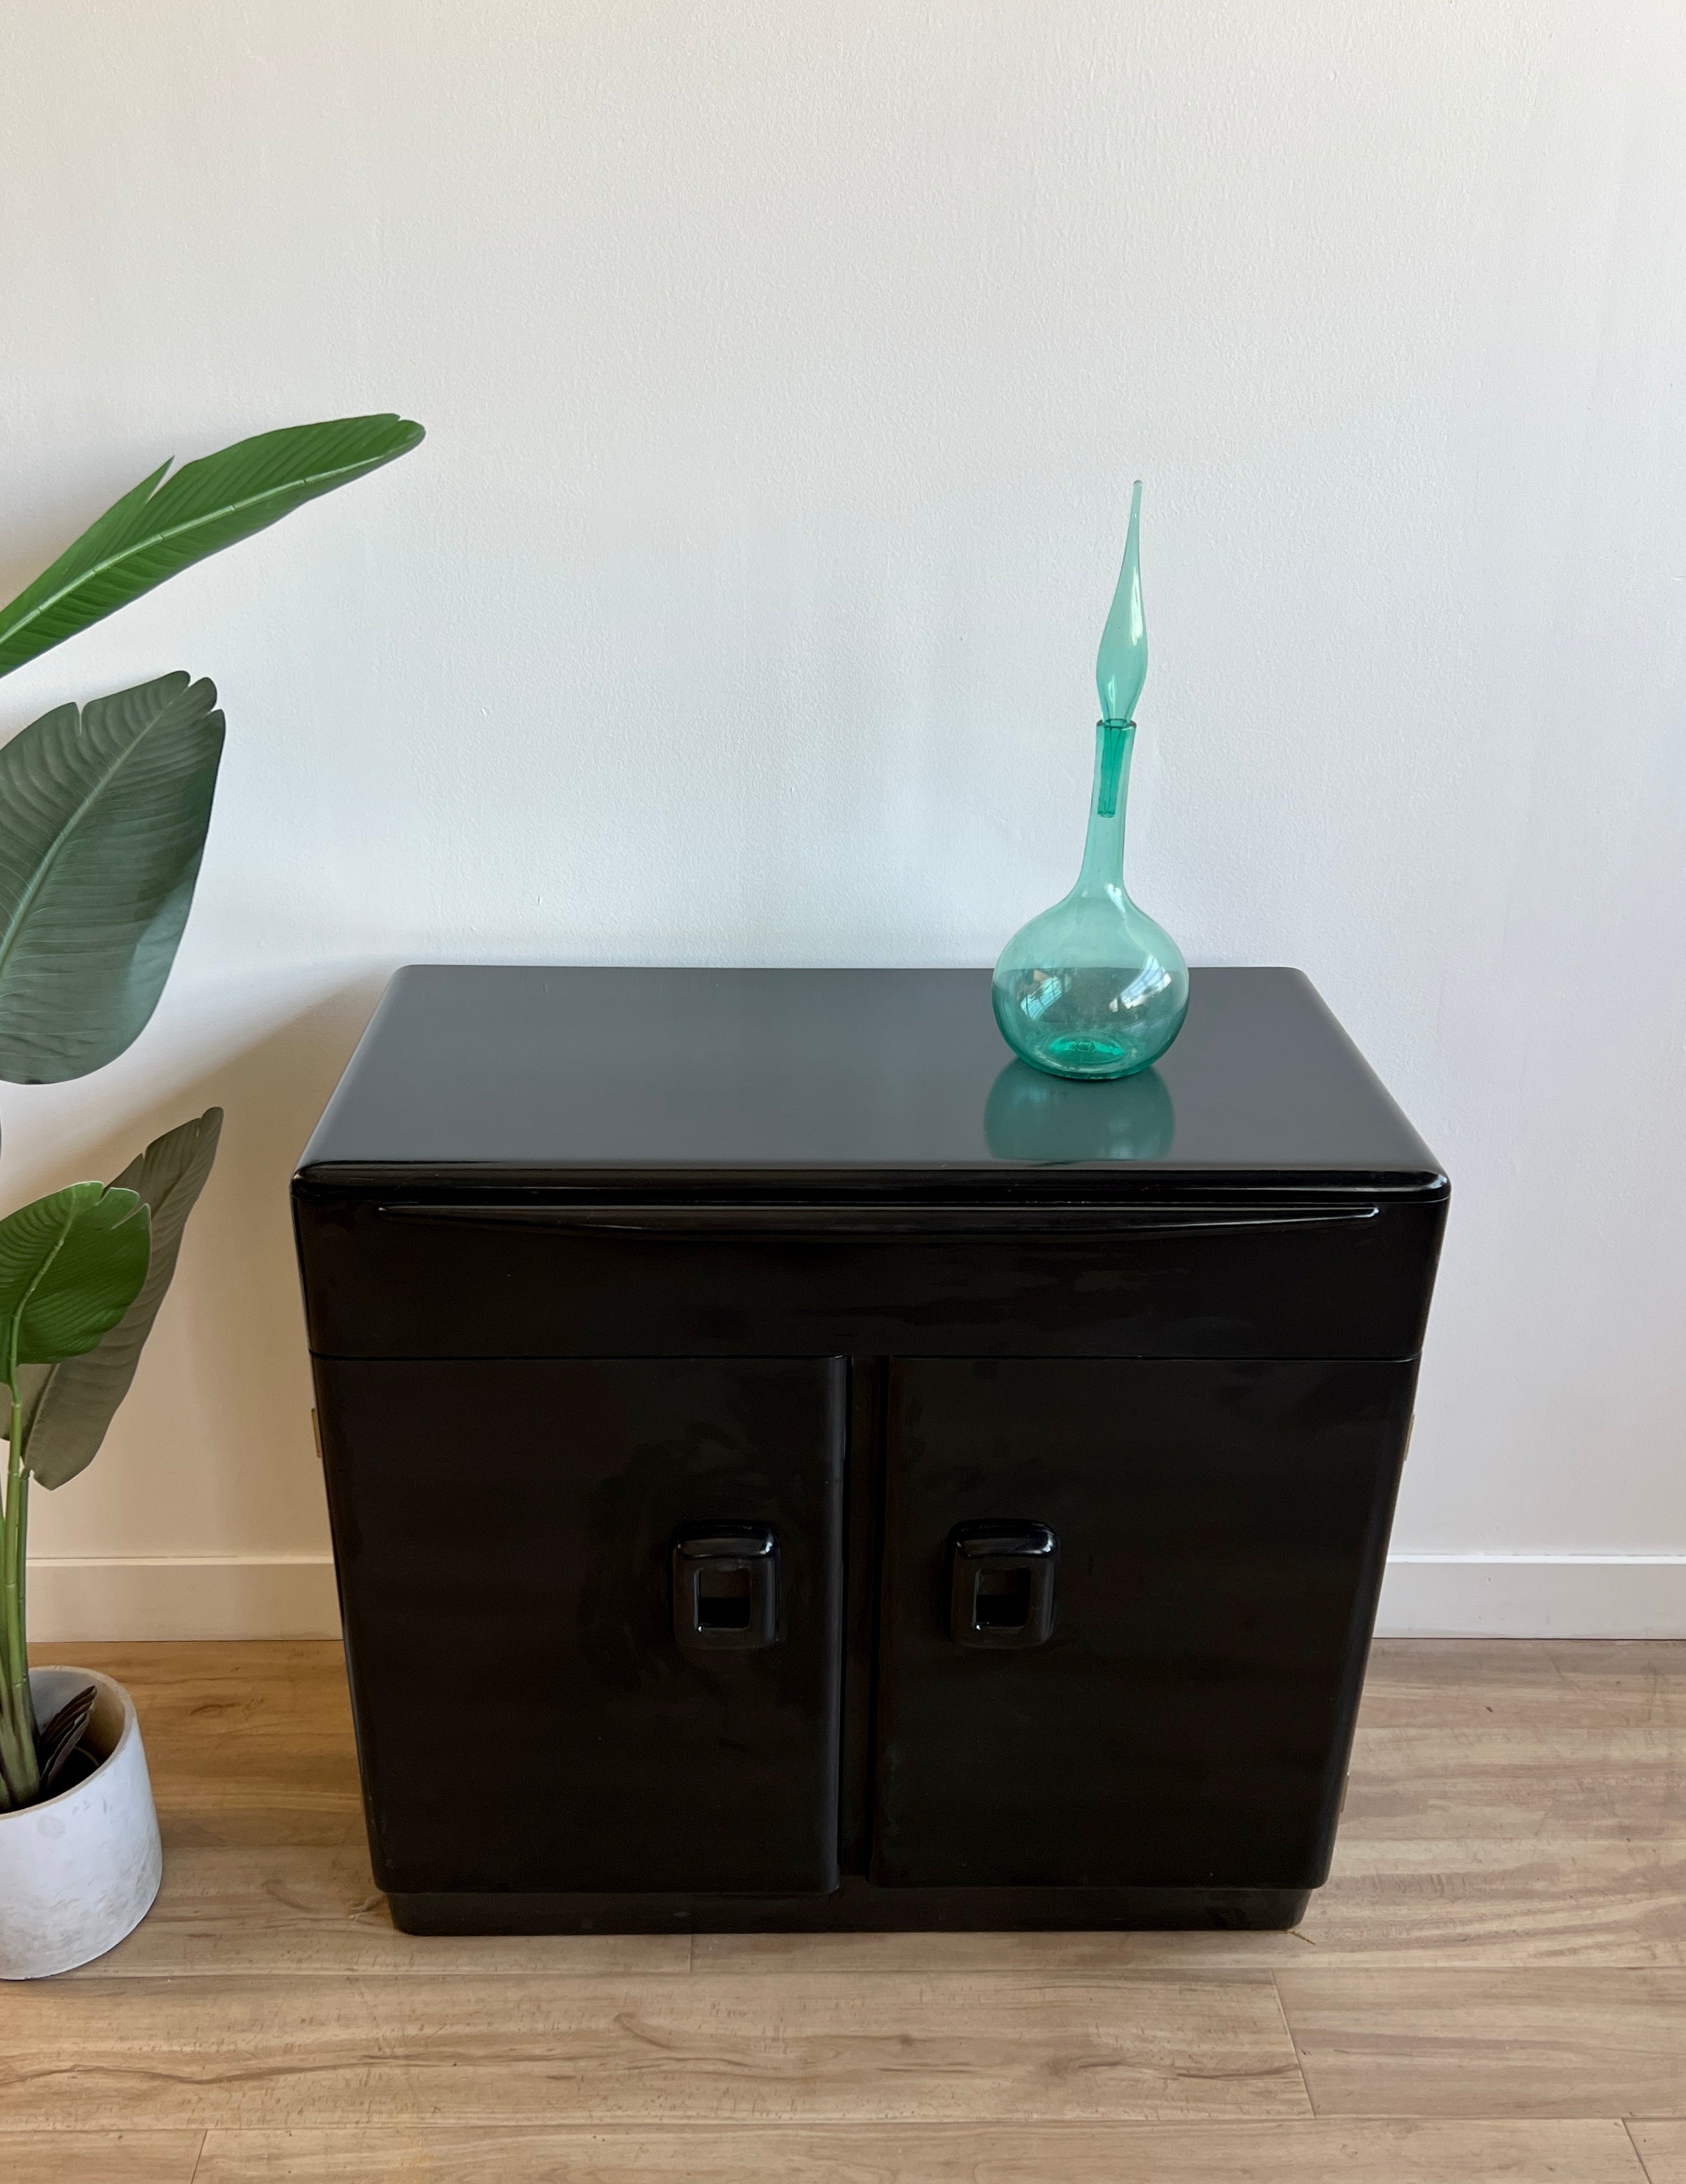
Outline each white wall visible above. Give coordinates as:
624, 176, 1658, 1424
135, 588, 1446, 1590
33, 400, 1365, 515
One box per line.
4, 1, 1683, 1640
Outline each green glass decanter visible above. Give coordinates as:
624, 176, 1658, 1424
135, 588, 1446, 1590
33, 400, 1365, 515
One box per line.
991, 483, 1189, 1080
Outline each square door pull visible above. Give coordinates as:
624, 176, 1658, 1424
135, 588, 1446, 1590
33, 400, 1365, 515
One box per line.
948, 1521, 1059, 1648
672, 1523, 780, 1651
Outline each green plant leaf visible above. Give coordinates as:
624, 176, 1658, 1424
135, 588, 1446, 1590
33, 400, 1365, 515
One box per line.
0, 1184, 150, 1370
0, 673, 224, 1083
36, 1683, 97, 1792
16, 1109, 221, 1490
0, 415, 425, 679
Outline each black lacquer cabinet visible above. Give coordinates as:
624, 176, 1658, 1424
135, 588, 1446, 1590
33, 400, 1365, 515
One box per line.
293, 966, 1447, 1934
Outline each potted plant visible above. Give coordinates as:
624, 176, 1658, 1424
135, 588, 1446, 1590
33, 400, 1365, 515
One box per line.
0, 414, 422, 1976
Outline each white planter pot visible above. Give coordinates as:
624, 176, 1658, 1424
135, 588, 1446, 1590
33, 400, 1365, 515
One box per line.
0, 1666, 162, 1979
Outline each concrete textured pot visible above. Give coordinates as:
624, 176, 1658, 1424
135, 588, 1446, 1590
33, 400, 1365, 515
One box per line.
0, 1666, 162, 1978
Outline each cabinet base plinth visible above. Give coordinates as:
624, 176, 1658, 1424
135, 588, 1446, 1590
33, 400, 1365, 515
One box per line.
388, 1879, 1313, 1935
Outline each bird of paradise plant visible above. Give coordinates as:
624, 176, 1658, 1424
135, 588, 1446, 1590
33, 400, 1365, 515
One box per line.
0, 414, 423, 1808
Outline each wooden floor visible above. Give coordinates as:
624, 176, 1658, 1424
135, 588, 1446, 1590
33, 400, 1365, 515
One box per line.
2, 1641, 1684, 2180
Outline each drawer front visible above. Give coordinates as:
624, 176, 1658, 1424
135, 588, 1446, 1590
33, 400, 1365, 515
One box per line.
295, 1189, 1446, 1360
872, 1356, 1414, 1890
316, 1356, 845, 1896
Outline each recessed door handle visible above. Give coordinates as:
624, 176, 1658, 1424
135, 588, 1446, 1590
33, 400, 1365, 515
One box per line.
949, 1521, 1059, 1648
672, 1523, 779, 1651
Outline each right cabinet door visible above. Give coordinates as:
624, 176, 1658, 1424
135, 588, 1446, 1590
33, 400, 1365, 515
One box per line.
872, 1356, 1415, 1890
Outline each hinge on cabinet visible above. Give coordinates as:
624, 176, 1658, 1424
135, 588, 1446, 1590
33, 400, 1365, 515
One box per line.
310, 1408, 324, 1464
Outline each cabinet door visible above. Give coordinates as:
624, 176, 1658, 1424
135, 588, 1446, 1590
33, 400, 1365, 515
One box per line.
315, 1357, 845, 1895
872, 1357, 1413, 1890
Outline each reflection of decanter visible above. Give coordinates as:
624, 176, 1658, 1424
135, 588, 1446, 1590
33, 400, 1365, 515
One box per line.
984, 1061, 1174, 1162
992, 483, 1189, 1081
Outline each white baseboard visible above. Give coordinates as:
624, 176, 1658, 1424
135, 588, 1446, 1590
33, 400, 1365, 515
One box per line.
24, 1552, 1686, 1643
1376, 1554, 1686, 1638
27, 1555, 341, 1642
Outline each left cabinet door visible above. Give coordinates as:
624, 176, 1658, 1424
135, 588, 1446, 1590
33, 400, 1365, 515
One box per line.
313, 1356, 847, 1896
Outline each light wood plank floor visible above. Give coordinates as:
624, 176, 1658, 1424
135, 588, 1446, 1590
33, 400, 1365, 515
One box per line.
2, 1638, 1682, 2180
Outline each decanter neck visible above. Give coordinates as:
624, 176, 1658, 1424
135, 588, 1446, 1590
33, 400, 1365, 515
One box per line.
1075, 720, 1135, 892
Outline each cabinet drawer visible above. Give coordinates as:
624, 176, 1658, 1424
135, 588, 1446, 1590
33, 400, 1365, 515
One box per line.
315, 1356, 845, 1896
295, 1189, 1445, 1360
872, 1356, 1414, 1890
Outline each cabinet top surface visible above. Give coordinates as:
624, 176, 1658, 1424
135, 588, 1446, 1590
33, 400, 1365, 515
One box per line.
297, 966, 1444, 1193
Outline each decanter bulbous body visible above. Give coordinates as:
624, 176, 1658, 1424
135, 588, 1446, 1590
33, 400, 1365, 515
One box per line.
991, 721, 1188, 1081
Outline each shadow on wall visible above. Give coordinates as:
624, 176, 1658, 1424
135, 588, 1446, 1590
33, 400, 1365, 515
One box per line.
33, 974, 388, 1557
